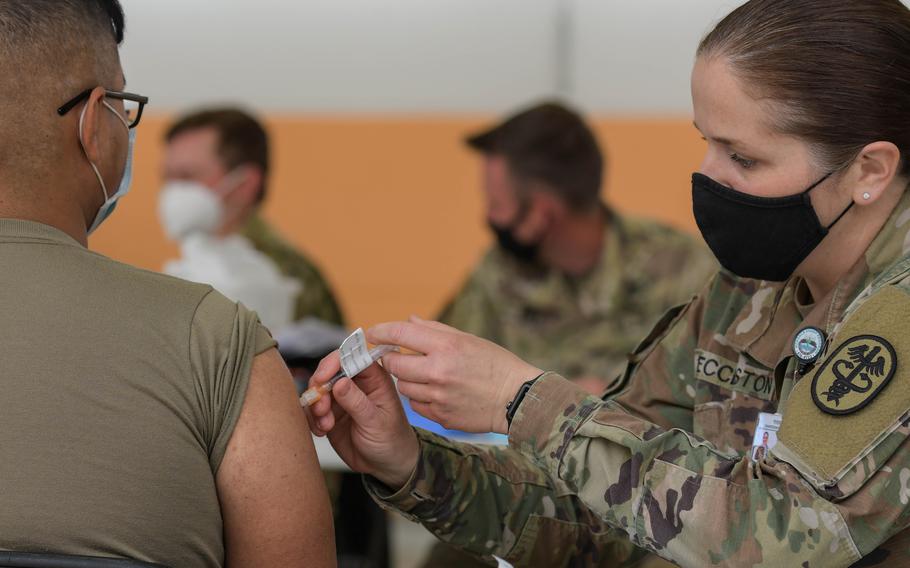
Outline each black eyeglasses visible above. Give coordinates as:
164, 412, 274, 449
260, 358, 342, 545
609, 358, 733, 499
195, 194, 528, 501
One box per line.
57, 88, 149, 129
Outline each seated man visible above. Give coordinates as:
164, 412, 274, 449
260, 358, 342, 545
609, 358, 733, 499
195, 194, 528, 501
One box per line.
441, 101, 716, 394
0, 2, 333, 566
160, 107, 344, 328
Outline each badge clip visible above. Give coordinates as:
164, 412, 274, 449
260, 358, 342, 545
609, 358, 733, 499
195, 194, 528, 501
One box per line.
793, 326, 826, 375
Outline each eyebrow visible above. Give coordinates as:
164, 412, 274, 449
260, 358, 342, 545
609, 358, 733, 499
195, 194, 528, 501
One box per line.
692, 121, 745, 148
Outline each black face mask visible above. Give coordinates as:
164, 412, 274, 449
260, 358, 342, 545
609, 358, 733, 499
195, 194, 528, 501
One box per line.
488, 202, 542, 264
692, 172, 854, 282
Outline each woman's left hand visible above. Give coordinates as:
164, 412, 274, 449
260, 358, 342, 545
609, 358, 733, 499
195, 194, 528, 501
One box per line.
368, 317, 542, 434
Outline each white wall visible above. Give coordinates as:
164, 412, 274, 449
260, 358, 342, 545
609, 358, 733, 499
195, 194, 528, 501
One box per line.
572, 0, 743, 113
118, 0, 904, 115
120, 0, 559, 114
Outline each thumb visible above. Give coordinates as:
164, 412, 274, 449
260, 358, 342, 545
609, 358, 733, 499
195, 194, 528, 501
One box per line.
332, 377, 377, 425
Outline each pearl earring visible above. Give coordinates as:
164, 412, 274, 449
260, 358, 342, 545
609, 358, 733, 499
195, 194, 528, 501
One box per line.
863, 192, 872, 200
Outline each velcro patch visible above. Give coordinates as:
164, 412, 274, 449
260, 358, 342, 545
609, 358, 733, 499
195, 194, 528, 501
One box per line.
811, 335, 897, 415
777, 286, 910, 483
694, 349, 774, 400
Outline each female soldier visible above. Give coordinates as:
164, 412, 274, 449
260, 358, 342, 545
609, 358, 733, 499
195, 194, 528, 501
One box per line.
310, 1, 910, 565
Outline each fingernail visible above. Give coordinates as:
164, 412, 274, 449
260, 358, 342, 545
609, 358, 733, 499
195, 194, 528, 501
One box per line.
335, 378, 351, 395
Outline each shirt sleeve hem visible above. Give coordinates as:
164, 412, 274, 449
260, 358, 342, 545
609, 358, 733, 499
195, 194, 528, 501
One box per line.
508, 372, 602, 468
363, 428, 448, 513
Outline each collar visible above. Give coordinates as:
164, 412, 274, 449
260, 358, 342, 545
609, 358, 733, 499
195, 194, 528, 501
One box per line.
503, 206, 623, 317
578, 207, 625, 315
239, 213, 275, 248
724, 188, 910, 368
0, 218, 82, 247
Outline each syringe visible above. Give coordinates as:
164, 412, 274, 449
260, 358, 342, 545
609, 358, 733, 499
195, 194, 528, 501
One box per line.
300, 345, 398, 406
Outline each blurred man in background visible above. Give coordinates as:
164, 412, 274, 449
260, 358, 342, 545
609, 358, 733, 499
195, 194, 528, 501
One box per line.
441, 101, 716, 393
160, 108, 345, 328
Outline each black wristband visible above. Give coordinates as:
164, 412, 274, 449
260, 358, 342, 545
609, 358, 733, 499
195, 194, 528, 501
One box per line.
505, 373, 546, 429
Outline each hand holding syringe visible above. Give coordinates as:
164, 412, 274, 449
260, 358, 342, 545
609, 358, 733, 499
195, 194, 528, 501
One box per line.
300, 328, 398, 407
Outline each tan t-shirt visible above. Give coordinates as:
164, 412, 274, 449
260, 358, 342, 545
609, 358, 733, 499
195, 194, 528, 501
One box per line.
0, 219, 276, 567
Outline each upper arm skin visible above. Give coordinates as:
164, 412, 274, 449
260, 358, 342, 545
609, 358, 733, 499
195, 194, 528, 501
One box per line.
216, 348, 336, 568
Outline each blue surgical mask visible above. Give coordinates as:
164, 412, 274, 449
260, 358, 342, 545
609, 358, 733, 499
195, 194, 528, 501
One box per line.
79, 101, 135, 235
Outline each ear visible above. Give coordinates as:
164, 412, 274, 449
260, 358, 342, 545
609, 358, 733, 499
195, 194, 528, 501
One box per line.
232, 164, 264, 207
847, 141, 902, 205
521, 187, 565, 238
78, 87, 109, 165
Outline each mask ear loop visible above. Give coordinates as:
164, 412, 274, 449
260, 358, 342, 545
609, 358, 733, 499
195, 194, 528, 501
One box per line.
826, 199, 855, 230
103, 100, 130, 131
78, 103, 110, 202
77, 99, 130, 203
802, 171, 834, 196
803, 170, 855, 230
216, 168, 248, 198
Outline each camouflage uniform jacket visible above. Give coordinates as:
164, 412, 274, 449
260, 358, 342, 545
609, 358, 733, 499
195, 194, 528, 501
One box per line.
439, 208, 717, 381
240, 215, 345, 326
366, 189, 910, 567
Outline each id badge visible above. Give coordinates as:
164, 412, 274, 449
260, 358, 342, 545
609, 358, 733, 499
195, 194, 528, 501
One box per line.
751, 412, 782, 461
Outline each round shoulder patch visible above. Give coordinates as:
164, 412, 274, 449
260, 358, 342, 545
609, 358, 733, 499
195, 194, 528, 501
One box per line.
811, 335, 898, 415
793, 326, 826, 365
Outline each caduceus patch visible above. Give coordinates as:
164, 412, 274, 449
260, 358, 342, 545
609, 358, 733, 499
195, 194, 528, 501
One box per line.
811, 334, 898, 415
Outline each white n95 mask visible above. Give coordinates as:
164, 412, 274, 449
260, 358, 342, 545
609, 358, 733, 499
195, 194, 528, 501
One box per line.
158, 181, 224, 241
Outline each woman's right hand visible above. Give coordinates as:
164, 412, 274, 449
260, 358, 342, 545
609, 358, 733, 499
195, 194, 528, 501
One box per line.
306, 351, 420, 490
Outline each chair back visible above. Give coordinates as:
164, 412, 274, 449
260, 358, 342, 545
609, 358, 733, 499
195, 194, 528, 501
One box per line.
0, 552, 169, 568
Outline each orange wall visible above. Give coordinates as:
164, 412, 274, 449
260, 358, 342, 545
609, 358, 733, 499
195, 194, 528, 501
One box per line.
89, 114, 705, 329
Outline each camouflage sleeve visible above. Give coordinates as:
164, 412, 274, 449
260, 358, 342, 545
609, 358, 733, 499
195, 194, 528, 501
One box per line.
291, 265, 345, 326
627, 231, 717, 322
667, 242, 717, 308
600, 273, 710, 432
508, 373, 883, 566
365, 276, 712, 566
437, 267, 500, 342
242, 218, 346, 326
268, 243, 344, 325
364, 428, 651, 567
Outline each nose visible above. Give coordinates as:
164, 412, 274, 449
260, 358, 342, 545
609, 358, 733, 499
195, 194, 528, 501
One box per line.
697, 147, 718, 178
697, 148, 733, 188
